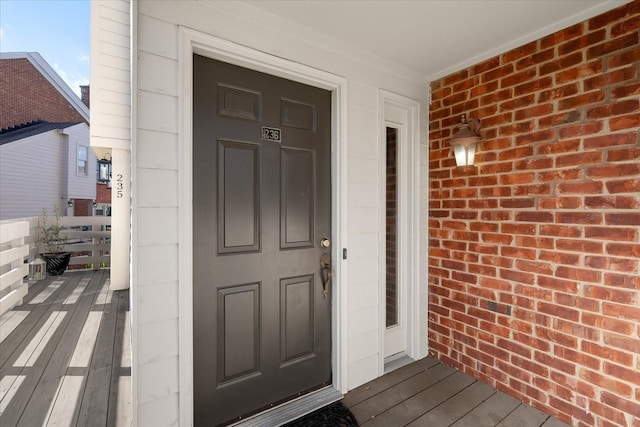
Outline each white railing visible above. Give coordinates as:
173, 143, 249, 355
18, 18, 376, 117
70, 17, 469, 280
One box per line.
0, 221, 30, 315
0, 215, 111, 316
40, 216, 112, 270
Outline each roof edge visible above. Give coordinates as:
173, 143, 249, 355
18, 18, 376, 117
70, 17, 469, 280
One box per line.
0, 120, 86, 145
0, 52, 90, 122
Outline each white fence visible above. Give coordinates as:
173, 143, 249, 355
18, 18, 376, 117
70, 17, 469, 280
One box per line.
0, 221, 30, 316
0, 215, 111, 316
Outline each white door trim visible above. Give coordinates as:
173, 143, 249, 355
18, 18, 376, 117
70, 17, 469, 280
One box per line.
378, 90, 422, 374
178, 27, 349, 426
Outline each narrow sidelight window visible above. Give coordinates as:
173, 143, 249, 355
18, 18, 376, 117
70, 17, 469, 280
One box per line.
386, 127, 398, 328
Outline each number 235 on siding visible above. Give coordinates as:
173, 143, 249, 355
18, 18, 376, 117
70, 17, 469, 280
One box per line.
115, 174, 124, 198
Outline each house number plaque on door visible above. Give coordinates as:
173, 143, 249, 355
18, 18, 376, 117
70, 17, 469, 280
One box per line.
261, 126, 281, 142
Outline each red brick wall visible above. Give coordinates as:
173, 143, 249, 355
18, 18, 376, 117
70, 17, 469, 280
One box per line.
428, 2, 639, 426
96, 183, 112, 204
0, 58, 87, 129
73, 199, 92, 217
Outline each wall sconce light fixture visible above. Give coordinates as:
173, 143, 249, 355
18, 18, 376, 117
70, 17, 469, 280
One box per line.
67, 199, 73, 208
450, 114, 481, 167
92, 200, 97, 207
97, 157, 112, 184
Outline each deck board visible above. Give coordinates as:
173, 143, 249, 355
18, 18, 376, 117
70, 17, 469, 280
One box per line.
542, 417, 573, 427
0, 270, 130, 427
1, 273, 83, 425
17, 271, 104, 427
349, 362, 455, 422
343, 357, 439, 408
497, 404, 551, 426
0, 311, 29, 343
77, 272, 121, 426
0, 277, 72, 368
107, 290, 131, 426
449, 391, 521, 427
407, 381, 497, 426
3, 270, 573, 427
362, 371, 477, 426
344, 357, 572, 427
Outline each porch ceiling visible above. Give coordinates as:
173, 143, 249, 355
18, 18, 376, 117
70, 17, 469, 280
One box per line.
243, 0, 629, 80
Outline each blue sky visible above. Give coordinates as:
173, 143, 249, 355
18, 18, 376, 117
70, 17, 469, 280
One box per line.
0, 0, 90, 97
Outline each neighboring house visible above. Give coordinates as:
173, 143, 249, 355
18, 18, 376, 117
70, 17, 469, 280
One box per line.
0, 120, 96, 220
0, 52, 89, 129
95, 181, 112, 217
0, 52, 98, 219
90, 1, 639, 426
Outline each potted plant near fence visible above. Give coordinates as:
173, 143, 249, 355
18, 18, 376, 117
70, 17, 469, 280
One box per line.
38, 206, 71, 276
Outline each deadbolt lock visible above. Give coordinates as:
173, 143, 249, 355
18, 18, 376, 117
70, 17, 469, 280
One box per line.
321, 238, 330, 248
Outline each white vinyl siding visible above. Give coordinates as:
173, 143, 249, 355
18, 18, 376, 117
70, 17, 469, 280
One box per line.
64, 124, 97, 201
0, 123, 94, 220
134, 13, 180, 424
94, 1, 430, 425
90, 0, 132, 151
0, 132, 65, 219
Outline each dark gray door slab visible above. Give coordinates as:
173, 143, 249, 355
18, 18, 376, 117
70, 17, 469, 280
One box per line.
193, 54, 332, 426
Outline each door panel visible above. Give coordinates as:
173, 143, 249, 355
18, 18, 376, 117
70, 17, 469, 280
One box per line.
281, 148, 315, 248
218, 84, 261, 121
281, 99, 316, 130
280, 275, 315, 364
218, 140, 261, 253
217, 283, 261, 384
193, 54, 332, 426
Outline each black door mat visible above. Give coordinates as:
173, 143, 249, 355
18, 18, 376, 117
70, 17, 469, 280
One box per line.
283, 401, 359, 427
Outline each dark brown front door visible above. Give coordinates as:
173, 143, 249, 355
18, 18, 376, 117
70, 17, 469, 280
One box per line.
193, 54, 332, 426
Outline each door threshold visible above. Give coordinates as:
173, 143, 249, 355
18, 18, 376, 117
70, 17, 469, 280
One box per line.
229, 386, 342, 427
384, 353, 413, 374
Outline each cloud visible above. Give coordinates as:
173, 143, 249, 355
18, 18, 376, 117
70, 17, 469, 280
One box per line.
53, 61, 89, 98
0, 23, 13, 47
77, 51, 89, 63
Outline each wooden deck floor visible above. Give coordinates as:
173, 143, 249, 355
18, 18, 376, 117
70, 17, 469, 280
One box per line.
343, 357, 571, 427
0, 270, 130, 427
1, 270, 572, 427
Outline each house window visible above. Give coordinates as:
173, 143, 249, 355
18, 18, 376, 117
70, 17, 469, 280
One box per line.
96, 204, 112, 216
77, 145, 88, 175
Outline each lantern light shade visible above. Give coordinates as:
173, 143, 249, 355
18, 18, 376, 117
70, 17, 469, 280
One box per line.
453, 141, 476, 166
97, 158, 112, 183
450, 115, 481, 167
30, 257, 47, 280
